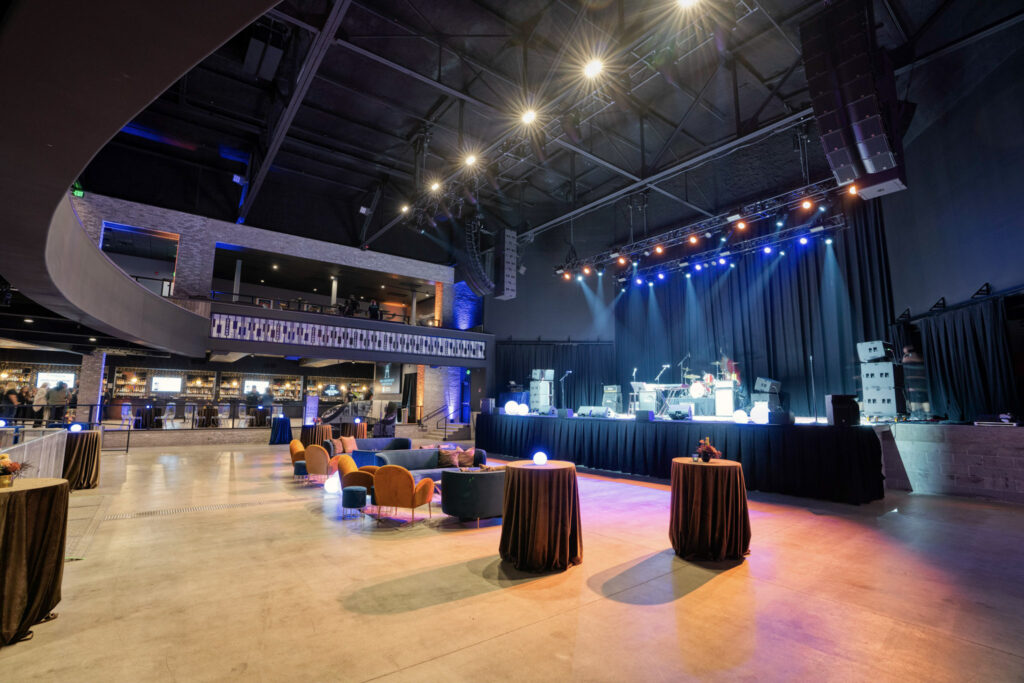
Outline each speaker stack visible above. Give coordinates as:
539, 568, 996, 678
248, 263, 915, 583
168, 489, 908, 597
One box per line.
858, 340, 907, 418
800, 0, 908, 199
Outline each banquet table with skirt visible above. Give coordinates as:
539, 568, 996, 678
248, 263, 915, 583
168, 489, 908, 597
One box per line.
669, 458, 751, 561
0, 478, 68, 646
62, 430, 101, 490
300, 424, 333, 448
499, 460, 583, 572
269, 417, 293, 445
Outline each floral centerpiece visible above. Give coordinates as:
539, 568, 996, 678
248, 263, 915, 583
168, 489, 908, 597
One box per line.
0, 453, 28, 487
696, 438, 721, 463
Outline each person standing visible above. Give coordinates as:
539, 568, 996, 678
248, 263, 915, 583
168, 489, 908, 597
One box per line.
2, 385, 19, 419
33, 382, 49, 426
47, 381, 69, 422
368, 299, 381, 320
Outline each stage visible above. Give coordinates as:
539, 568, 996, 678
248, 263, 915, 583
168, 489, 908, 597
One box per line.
475, 413, 884, 505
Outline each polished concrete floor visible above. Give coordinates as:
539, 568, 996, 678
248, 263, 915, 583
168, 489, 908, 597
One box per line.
3, 444, 1024, 682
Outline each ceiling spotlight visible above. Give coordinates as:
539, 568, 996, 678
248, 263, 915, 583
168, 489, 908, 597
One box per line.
272, 264, 278, 270
583, 59, 603, 79
763, 246, 772, 254
430, 181, 441, 192
704, 232, 712, 239
695, 264, 702, 271
779, 250, 786, 256
685, 273, 692, 279
597, 269, 604, 276
23, 318, 33, 323
825, 238, 834, 245
563, 272, 572, 280
654, 245, 664, 254
400, 204, 409, 213
89, 337, 97, 342
617, 256, 627, 265
776, 220, 784, 227
521, 109, 537, 125
260, 279, 264, 283
632, 260, 639, 267
576, 274, 584, 282
583, 266, 591, 275
647, 281, 654, 287
635, 277, 643, 285
799, 237, 809, 245
465, 154, 477, 166
689, 235, 697, 244
801, 200, 813, 210
380, 285, 385, 289
677, 0, 701, 7
848, 184, 858, 195
313, 288, 317, 292
720, 236, 727, 242
730, 263, 736, 268
818, 205, 827, 212
737, 221, 747, 230
718, 258, 726, 265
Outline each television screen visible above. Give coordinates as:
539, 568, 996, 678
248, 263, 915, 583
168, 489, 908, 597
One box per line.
151, 376, 182, 393
244, 380, 269, 394
36, 372, 75, 389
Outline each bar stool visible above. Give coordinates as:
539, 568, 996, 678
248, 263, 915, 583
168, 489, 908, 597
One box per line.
341, 486, 367, 519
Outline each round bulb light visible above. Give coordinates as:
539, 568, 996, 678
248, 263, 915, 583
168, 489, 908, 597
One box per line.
751, 403, 770, 425
504, 400, 520, 415
522, 110, 537, 124
465, 155, 476, 166
69, 423, 83, 433
733, 409, 749, 424
532, 451, 548, 466
583, 59, 603, 79
324, 473, 342, 495
430, 182, 441, 192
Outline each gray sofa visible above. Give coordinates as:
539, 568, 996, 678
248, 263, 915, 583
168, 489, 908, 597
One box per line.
375, 448, 487, 483
324, 437, 412, 466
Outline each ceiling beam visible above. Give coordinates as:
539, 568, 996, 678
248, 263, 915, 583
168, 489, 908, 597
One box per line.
238, 0, 352, 222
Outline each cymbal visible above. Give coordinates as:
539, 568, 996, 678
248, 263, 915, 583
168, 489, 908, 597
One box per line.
709, 361, 722, 366
682, 374, 700, 380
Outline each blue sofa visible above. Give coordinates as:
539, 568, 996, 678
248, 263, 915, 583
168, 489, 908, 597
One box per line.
374, 448, 487, 483
324, 437, 412, 466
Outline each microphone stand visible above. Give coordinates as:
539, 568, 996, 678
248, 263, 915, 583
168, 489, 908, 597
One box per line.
558, 370, 572, 410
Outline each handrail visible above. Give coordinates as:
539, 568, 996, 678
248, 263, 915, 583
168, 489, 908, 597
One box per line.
205, 290, 442, 327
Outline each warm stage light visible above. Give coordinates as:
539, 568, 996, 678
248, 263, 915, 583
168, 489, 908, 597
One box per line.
848, 184, 858, 195
465, 155, 476, 166
583, 266, 591, 275
736, 221, 746, 230
617, 256, 627, 265
583, 59, 603, 79
430, 182, 441, 192
521, 109, 537, 124
654, 245, 664, 254
563, 272, 572, 280
689, 236, 697, 244
801, 200, 813, 210
677, 0, 701, 7
400, 204, 409, 213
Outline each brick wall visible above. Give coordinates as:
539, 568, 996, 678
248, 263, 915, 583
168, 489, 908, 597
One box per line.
878, 423, 1024, 504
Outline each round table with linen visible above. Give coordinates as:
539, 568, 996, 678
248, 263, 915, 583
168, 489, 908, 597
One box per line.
268, 416, 293, 445
669, 458, 751, 561
499, 460, 582, 572
299, 424, 333, 448
62, 430, 101, 490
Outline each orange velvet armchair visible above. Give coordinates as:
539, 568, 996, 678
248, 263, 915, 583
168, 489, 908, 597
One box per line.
373, 465, 435, 524
303, 444, 331, 483
327, 453, 379, 487
289, 439, 305, 463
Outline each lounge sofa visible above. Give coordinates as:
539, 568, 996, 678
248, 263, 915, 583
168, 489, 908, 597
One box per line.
323, 437, 412, 467
441, 469, 505, 524
373, 448, 487, 483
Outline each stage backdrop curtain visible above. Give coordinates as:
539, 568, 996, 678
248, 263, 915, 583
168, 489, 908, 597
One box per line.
614, 201, 893, 417
496, 342, 614, 409
917, 298, 1019, 422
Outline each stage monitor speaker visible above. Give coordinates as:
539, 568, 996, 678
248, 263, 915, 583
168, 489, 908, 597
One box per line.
751, 392, 782, 411
531, 369, 542, 380
666, 398, 694, 420
577, 406, 612, 418
556, 408, 574, 419
637, 390, 657, 412
862, 386, 907, 417
860, 362, 904, 389
857, 340, 895, 362
826, 394, 860, 426
768, 410, 795, 426
754, 377, 781, 393
544, 369, 555, 381
480, 398, 495, 415
634, 410, 655, 422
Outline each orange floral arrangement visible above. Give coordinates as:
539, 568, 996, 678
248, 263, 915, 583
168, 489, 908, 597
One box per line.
0, 453, 28, 476
696, 438, 720, 460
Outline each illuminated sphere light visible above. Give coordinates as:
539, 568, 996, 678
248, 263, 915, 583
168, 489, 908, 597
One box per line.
736, 221, 746, 230
583, 59, 603, 79
504, 400, 520, 415
799, 237, 808, 245
689, 236, 698, 244
532, 451, 548, 466
751, 403, 770, 425
848, 184, 858, 195
324, 473, 342, 495
658, 273, 665, 280
654, 245, 664, 254
733, 409, 749, 424
763, 246, 772, 254
69, 423, 83, 433
517, 403, 530, 416
521, 109, 537, 124
801, 200, 813, 210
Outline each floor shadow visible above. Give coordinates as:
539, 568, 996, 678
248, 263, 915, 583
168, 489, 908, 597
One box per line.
587, 549, 738, 605
341, 555, 540, 614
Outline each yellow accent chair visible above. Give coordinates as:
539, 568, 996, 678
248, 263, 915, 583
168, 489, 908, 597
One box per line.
373, 465, 435, 524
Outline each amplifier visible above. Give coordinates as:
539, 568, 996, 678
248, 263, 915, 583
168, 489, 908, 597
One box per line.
577, 406, 612, 418
602, 385, 622, 412
754, 377, 781, 393
634, 410, 655, 422
751, 392, 782, 410
860, 362, 904, 389
826, 394, 860, 426
637, 390, 657, 412
862, 386, 907, 417
857, 340, 895, 363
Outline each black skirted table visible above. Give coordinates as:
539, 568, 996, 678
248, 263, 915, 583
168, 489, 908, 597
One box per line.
62, 430, 101, 490
269, 417, 293, 445
300, 424, 333, 448
669, 458, 751, 561
0, 478, 69, 645
499, 460, 583, 572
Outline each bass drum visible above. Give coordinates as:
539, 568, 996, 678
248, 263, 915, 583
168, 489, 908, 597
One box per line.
688, 381, 708, 399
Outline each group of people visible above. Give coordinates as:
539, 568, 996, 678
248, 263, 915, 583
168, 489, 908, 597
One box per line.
1, 381, 72, 424
340, 296, 382, 321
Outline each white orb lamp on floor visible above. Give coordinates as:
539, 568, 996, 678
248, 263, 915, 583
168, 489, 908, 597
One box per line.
324, 472, 342, 495
732, 409, 749, 424
504, 400, 520, 415
750, 402, 770, 425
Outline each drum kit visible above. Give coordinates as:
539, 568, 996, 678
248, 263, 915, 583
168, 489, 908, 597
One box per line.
681, 360, 738, 400
628, 357, 740, 415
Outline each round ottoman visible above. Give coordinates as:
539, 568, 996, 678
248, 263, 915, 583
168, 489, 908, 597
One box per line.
293, 461, 307, 478
341, 486, 367, 519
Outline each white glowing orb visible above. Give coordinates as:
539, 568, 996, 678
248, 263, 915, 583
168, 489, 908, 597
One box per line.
732, 409, 749, 424
750, 402, 770, 425
504, 400, 519, 414
324, 473, 342, 495
517, 403, 530, 415
69, 423, 83, 432
532, 452, 548, 465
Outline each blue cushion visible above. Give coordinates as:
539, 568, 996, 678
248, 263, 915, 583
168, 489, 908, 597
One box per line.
342, 486, 368, 508
355, 437, 412, 451
293, 461, 307, 476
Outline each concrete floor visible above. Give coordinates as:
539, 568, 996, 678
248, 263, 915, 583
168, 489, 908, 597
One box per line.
3, 444, 1024, 682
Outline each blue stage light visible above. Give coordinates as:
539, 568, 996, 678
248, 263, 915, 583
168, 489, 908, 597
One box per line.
597, 270, 604, 276
818, 206, 826, 212
718, 258, 726, 265
576, 274, 583, 281
354, 417, 361, 424
647, 281, 653, 287
632, 260, 639, 267
635, 277, 643, 285
0, 419, 5, 428
763, 246, 772, 254
730, 263, 736, 268
657, 273, 665, 280
825, 238, 833, 245
685, 273, 692, 279
799, 237, 808, 245
70, 423, 83, 432
780, 250, 786, 256
720, 236, 727, 242
776, 220, 783, 227
694, 264, 702, 271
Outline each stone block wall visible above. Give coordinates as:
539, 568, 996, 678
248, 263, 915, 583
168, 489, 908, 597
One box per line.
878, 423, 1024, 504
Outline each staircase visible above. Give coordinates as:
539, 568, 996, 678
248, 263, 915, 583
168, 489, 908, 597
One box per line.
417, 422, 471, 442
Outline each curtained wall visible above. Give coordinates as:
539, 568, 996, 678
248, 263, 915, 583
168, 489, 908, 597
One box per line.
614, 201, 893, 417
495, 342, 615, 409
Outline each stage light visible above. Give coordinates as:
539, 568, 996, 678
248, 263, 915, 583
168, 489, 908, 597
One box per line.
0, 420, 5, 428
733, 409, 749, 424
720, 236, 727, 242
576, 274, 583, 282
763, 246, 772, 254
677, 0, 700, 7
818, 206, 826, 213
848, 184, 858, 195
504, 400, 520, 414
799, 237, 808, 245
635, 277, 643, 285
655, 245, 664, 254
464, 154, 478, 167
776, 220, 784, 227
801, 200, 813, 210
324, 473, 342, 495
597, 269, 604, 276
825, 237, 833, 245
632, 260, 639, 266
736, 221, 746, 230
272, 264, 278, 270
583, 266, 591, 275
617, 256, 627, 265
521, 109, 537, 125
23, 318, 33, 324
89, 337, 97, 342
780, 250, 786, 256
69, 423, 82, 433
430, 181, 441, 192
689, 236, 697, 244
583, 59, 603, 79
657, 273, 665, 280
563, 272, 571, 280
685, 273, 691, 279
532, 451, 548, 466
729, 263, 736, 268
718, 258, 726, 265
400, 204, 409, 213
751, 403, 770, 425
354, 417, 361, 424
694, 264, 702, 271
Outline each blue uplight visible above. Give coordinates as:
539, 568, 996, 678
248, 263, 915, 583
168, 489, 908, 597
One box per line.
718, 258, 726, 265
763, 246, 772, 254
799, 237, 808, 245
657, 273, 665, 280
695, 264, 702, 271
635, 277, 643, 285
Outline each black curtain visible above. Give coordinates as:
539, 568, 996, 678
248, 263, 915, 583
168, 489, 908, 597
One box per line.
614, 201, 893, 416
917, 298, 1019, 421
496, 342, 615, 409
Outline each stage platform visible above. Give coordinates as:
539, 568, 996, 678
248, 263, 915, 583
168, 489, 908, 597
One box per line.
475, 413, 884, 505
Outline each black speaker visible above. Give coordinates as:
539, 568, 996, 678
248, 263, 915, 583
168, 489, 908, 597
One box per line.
556, 408, 574, 419
634, 410, 655, 422
826, 394, 860, 426
768, 410, 795, 426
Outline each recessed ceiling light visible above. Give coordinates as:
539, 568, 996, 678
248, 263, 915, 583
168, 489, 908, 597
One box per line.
272, 264, 278, 270
89, 337, 97, 342
23, 318, 33, 323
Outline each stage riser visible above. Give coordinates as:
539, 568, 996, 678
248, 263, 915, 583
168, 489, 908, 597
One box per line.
475, 414, 883, 505
877, 423, 1024, 505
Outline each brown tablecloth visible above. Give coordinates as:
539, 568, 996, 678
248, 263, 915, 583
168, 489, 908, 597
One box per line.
0, 478, 69, 645
669, 458, 751, 561
337, 422, 368, 439
499, 460, 583, 572
300, 424, 333, 448
63, 430, 101, 490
